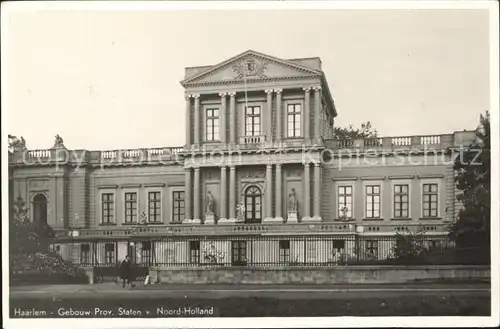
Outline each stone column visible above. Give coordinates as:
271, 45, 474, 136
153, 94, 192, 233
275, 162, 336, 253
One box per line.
265, 89, 273, 143
193, 167, 200, 221
229, 165, 236, 219
229, 92, 236, 145
185, 94, 192, 147
220, 166, 227, 220
184, 168, 192, 220
265, 164, 273, 219
313, 162, 321, 221
219, 92, 227, 144
303, 162, 311, 220
275, 164, 282, 220
193, 94, 201, 145
275, 89, 283, 141
303, 87, 311, 141
313, 86, 322, 141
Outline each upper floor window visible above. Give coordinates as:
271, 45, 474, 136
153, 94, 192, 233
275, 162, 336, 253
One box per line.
101, 193, 114, 224
365, 185, 381, 219
394, 184, 409, 218
287, 104, 301, 137
422, 183, 438, 217
206, 108, 219, 141
172, 191, 185, 223
124, 192, 137, 223
337, 186, 353, 219
148, 191, 161, 222
245, 106, 261, 136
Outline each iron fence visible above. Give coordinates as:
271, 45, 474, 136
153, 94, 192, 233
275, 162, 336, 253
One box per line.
49, 234, 484, 272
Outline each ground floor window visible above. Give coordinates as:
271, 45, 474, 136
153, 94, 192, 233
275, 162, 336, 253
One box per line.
104, 243, 115, 264
231, 240, 247, 266
141, 241, 152, 265
279, 240, 290, 263
365, 240, 378, 259
80, 244, 90, 265
189, 241, 200, 264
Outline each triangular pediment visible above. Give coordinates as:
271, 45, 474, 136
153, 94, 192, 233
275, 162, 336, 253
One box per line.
181, 50, 322, 85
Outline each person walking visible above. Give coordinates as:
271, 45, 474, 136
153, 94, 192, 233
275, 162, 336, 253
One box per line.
119, 255, 135, 288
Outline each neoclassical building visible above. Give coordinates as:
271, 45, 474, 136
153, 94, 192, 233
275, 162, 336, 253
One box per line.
9, 50, 477, 273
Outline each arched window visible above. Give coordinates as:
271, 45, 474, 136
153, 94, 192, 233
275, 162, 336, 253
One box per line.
33, 193, 48, 227
244, 185, 262, 224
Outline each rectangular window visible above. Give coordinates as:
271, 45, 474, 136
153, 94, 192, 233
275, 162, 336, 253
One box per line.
332, 240, 345, 250
141, 241, 152, 266
337, 186, 353, 219
231, 241, 247, 266
80, 244, 90, 265
104, 243, 115, 264
148, 191, 161, 222
124, 192, 137, 223
101, 193, 114, 224
245, 106, 261, 136
189, 241, 200, 264
279, 240, 290, 263
172, 191, 185, 223
393, 184, 409, 218
365, 185, 381, 218
206, 108, 220, 141
365, 240, 378, 258
287, 104, 301, 137
423, 183, 438, 217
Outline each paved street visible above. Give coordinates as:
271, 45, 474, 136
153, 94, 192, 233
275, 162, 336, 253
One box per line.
9, 282, 490, 317
10, 282, 491, 299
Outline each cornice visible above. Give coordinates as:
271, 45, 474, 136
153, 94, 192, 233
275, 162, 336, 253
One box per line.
183, 74, 322, 88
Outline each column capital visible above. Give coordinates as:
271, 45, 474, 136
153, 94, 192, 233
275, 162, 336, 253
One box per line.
185, 94, 192, 100
194, 167, 200, 172
266, 164, 273, 169
220, 166, 227, 171
265, 89, 274, 94
275, 163, 282, 167
192, 93, 200, 99
303, 162, 311, 167
303, 87, 312, 92
274, 88, 283, 93
219, 92, 227, 97
312, 86, 322, 91
229, 165, 236, 171
228, 92, 236, 97
313, 162, 321, 167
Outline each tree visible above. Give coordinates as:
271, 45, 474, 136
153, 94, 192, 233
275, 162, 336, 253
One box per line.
449, 111, 490, 262
333, 121, 378, 140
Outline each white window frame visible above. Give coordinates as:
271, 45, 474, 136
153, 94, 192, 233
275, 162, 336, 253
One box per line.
362, 180, 384, 220
121, 188, 140, 225
98, 189, 116, 225
204, 105, 220, 142
390, 179, 412, 219
169, 186, 185, 223
420, 178, 442, 219
334, 181, 355, 220
145, 187, 163, 223
285, 100, 304, 138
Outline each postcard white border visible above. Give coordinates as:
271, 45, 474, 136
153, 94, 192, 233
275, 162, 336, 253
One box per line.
2, 1, 499, 328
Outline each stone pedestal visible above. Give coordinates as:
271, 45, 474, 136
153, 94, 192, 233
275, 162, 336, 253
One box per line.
287, 211, 298, 223
204, 212, 215, 225
264, 217, 284, 223
302, 216, 322, 223
182, 218, 201, 225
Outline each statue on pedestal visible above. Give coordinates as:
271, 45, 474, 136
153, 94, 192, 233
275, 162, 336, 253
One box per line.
8, 135, 27, 153
288, 188, 298, 212
53, 134, 65, 148
236, 201, 245, 221
206, 190, 215, 215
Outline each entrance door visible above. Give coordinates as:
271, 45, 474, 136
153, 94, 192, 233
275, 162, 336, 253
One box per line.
33, 194, 48, 227
244, 186, 262, 224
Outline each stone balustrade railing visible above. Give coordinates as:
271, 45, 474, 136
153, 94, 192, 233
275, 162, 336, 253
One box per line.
52, 222, 449, 240
8, 131, 476, 167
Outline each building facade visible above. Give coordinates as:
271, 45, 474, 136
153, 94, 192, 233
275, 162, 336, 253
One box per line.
9, 50, 477, 272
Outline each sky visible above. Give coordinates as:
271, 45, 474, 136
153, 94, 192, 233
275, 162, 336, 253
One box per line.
3, 7, 491, 150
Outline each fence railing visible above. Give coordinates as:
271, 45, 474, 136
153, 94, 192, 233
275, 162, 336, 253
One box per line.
51, 234, 486, 269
